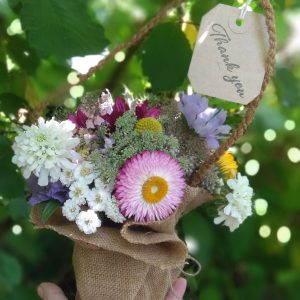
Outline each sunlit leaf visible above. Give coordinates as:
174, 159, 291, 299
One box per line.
20, 0, 109, 60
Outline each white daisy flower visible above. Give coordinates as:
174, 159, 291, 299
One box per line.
74, 161, 96, 184
75, 210, 101, 234
94, 178, 114, 193
214, 173, 253, 232
60, 169, 76, 187
12, 117, 80, 186
62, 199, 80, 221
105, 196, 126, 224
87, 188, 109, 212
69, 180, 89, 205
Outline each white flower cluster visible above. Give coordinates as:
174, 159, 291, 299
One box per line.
214, 173, 253, 232
61, 162, 125, 234
12, 117, 80, 186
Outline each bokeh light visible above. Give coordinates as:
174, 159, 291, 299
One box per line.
241, 142, 252, 154
284, 120, 296, 131
67, 71, 80, 85
70, 85, 84, 98
255, 199, 268, 216
114, 51, 126, 62
287, 147, 300, 163
259, 225, 271, 238
12, 225, 22, 235
185, 236, 198, 254
264, 129, 277, 141
245, 159, 260, 176
277, 226, 291, 243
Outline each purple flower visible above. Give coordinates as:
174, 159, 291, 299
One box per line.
68, 108, 88, 128
179, 93, 231, 149
135, 100, 160, 119
27, 175, 69, 206
102, 97, 129, 131
178, 93, 208, 126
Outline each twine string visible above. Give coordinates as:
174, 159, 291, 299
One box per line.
238, 0, 254, 20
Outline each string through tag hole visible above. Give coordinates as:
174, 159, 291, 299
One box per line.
236, 0, 254, 27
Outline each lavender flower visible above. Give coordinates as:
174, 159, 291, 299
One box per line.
179, 93, 231, 149
27, 175, 69, 206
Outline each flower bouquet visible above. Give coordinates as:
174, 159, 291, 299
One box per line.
12, 90, 256, 299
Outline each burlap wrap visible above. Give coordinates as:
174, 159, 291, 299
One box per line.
31, 186, 213, 300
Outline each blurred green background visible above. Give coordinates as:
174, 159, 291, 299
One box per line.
0, 0, 300, 299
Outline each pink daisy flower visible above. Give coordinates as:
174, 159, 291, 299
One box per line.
115, 151, 186, 223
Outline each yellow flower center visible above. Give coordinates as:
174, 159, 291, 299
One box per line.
135, 117, 163, 133
142, 176, 168, 204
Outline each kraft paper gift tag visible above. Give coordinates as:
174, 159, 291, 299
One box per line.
188, 4, 269, 105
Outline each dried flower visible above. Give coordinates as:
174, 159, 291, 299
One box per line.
115, 151, 186, 222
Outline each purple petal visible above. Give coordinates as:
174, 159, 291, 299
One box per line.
206, 137, 219, 149
135, 100, 160, 119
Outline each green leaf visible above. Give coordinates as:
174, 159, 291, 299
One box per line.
199, 284, 222, 300
0, 62, 8, 84
20, 0, 109, 60
0, 93, 27, 115
274, 67, 300, 107
0, 137, 25, 199
6, 36, 40, 75
9, 197, 30, 221
190, 0, 217, 24
139, 22, 192, 92
38, 200, 60, 224
0, 252, 22, 289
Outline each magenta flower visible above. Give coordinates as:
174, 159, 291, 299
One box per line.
102, 97, 129, 131
135, 100, 160, 119
115, 150, 186, 223
68, 108, 88, 129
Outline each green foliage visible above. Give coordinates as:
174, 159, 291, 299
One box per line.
9, 197, 30, 221
20, 0, 109, 60
139, 22, 192, 92
0, 93, 27, 115
0, 251, 22, 290
37, 200, 60, 224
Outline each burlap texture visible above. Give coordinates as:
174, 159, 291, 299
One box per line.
31, 186, 213, 300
